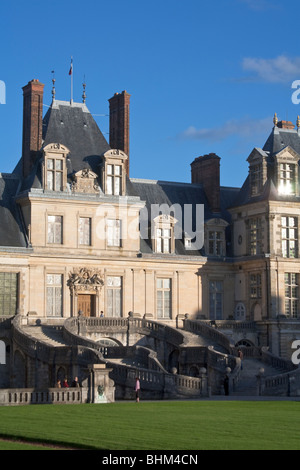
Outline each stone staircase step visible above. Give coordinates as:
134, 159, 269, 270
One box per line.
24, 325, 67, 347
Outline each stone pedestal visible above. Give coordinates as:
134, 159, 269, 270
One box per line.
88, 364, 115, 403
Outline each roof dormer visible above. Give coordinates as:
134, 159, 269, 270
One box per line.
247, 148, 268, 197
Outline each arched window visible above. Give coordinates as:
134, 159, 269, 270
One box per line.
235, 302, 246, 321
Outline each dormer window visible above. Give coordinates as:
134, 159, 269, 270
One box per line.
101, 149, 128, 196
279, 163, 295, 195
153, 215, 176, 254
204, 218, 228, 257
107, 164, 122, 195
274, 146, 300, 196
47, 158, 63, 191
42, 143, 69, 192
247, 148, 268, 197
250, 163, 262, 196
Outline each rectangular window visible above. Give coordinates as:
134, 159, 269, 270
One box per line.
0, 272, 18, 316
157, 278, 171, 319
46, 274, 63, 317
107, 219, 121, 247
285, 273, 298, 318
79, 217, 91, 246
106, 164, 122, 196
46, 158, 63, 191
250, 273, 262, 299
208, 231, 223, 256
156, 228, 171, 253
279, 163, 295, 195
107, 276, 122, 317
248, 218, 262, 255
282, 216, 298, 258
48, 215, 63, 244
251, 164, 262, 195
209, 281, 223, 320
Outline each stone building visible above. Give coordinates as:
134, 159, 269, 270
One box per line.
0, 79, 300, 399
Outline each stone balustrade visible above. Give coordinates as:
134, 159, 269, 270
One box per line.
0, 387, 88, 406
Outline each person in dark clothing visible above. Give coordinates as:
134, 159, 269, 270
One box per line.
224, 375, 229, 396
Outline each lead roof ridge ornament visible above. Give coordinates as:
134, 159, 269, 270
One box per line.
82, 76, 86, 104
51, 70, 56, 102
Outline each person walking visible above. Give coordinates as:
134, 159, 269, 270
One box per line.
135, 377, 141, 402
238, 349, 244, 370
224, 374, 229, 396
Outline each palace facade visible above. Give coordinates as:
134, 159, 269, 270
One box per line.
1, 79, 300, 394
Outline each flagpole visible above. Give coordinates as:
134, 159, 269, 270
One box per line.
70, 57, 73, 105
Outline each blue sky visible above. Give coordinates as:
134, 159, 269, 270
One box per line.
1, 0, 300, 188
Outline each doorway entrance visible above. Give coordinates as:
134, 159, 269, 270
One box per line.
78, 294, 96, 317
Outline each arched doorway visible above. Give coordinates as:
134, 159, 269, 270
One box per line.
168, 350, 179, 373
235, 339, 254, 348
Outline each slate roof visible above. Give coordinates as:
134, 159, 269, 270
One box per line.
231, 125, 300, 208
130, 179, 240, 255
42, 100, 110, 175
0, 175, 27, 247
17, 100, 111, 192
263, 126, 300, 156
5, 98, 300, 252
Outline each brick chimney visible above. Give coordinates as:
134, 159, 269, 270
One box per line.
191, 153, 221, 213
277, 120, 295, 130
109, 91, 131, 176
22, 79, 44, 178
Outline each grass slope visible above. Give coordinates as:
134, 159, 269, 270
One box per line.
0, 401, 299, 450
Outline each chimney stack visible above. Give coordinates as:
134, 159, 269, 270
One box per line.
22, 79, 44, 178
277, 120, 295, 130
191, 153, 221, 213
109, 91, 131, 176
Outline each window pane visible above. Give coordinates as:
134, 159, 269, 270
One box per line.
209, 280, 223, 320
48, 216, 62, 244
47, 171, 54, 190
55, 160, 63, 170
157, 278, 171, 319
55, 171, 63, 191
107, 219, 121, 247
46, 274, 62, 317
79, 217, 91, 245
0, 273, 18, 316
107, 176, 113, 195
114, 177, 120, 195
106, 276, 122, 317
47, 159, 54, 170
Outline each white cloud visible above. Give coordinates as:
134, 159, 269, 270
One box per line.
179, 116, 272, 143
242, 55, 300, 83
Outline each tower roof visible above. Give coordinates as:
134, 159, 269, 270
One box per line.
43, 99, 110, 175
263, 122, 300, 156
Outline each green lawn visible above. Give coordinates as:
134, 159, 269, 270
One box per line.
0, 401, 299, 450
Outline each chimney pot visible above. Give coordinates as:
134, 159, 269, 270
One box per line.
191, 153, 221, 213
109, 90, 131, 177
277, 120, 295, 129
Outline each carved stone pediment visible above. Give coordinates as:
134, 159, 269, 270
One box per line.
72, 168, 100, 194
67, 268, 104, 292
44, 143, 70, 154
